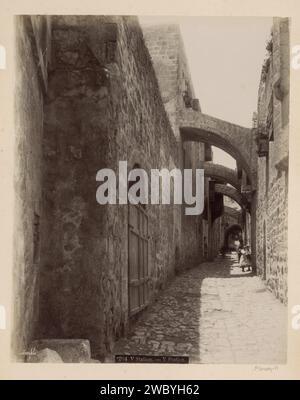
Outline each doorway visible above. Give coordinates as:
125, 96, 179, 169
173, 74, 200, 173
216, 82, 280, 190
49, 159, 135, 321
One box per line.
128, 203, 149, 316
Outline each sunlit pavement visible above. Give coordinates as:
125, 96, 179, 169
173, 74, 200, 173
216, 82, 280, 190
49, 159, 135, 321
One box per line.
111, 254, 287, 364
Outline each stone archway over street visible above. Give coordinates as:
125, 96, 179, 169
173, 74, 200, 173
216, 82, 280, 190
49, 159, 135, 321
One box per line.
214, 183, 250, 211
12, 15, 288, 366
180, 109, 256, 186
203, 162, 241, 190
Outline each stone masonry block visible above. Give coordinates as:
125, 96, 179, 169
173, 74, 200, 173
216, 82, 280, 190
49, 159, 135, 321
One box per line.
30, 339, 91, 363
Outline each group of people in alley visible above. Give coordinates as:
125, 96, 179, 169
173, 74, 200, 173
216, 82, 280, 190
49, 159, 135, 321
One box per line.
220, 240, 252, 272
237, 245, 252, 272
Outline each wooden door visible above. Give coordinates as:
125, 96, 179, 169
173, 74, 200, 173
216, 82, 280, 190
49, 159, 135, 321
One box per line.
128, 204, 149, 316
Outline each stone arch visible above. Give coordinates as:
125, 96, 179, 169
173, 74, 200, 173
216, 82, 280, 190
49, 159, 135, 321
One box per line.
214, 183, 250, 210
203, 162, 240, 190
224, 224, 243, 250
180, 110, 255, 185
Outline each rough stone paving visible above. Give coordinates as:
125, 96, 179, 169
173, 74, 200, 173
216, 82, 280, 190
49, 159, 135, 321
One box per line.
13, 16, 289, 362
112, 255, 287, 364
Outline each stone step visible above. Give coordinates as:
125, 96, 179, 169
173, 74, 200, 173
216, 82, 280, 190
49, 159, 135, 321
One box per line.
27, 339, 93, 363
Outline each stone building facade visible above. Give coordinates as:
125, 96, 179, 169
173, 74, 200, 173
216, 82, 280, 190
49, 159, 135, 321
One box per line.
13, 16, 207, 360
13, 16, 52, 359
255, 18, 289, 303
142, 23, 207, 270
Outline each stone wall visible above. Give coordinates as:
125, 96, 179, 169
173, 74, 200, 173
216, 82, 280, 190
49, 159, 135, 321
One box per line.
38, 16, 120, 358
12, 16, 51, 360
256, 18, 289, 303
114, 16, 181, 330
13, 16, 206, 360
142, 24, 197, 138
13, 14, 289, 362
142, 23, 205, 270
180, 142, 204, 269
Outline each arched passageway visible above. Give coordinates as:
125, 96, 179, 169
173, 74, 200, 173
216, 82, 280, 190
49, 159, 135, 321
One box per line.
224, 224, 243, 251
203, 162, 241, 191
179, 109, 257, 268
180, 110, 255, 186
214, 183, 250, 212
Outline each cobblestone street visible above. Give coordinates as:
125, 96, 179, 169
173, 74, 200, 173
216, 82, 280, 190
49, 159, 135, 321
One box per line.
12, 16, 291, 371
112, 255, 287, 364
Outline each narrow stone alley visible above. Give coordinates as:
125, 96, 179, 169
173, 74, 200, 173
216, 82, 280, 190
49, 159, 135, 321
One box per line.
112, 255, 287, 364
12, 16, 290, 365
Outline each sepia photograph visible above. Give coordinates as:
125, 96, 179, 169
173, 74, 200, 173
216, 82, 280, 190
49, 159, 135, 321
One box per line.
10, 13, 290, 366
